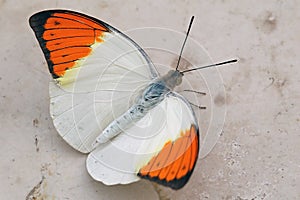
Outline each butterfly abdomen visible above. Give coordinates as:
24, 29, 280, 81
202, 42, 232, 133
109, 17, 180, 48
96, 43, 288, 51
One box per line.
95, 80, 171, 144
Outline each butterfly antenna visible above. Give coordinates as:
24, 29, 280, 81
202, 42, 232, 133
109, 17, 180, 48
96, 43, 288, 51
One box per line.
175, 16, 195, 71
181, 59, 238, 73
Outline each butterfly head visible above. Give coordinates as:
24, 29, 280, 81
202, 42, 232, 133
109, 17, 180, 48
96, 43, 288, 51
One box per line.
162, 70, 183, 89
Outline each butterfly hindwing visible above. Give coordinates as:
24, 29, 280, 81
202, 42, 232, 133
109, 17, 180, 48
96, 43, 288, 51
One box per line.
86, 92, 199, 189
137, 124, 198, 189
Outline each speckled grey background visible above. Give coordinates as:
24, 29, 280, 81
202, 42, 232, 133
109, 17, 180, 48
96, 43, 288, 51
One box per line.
0, 1, 299, 199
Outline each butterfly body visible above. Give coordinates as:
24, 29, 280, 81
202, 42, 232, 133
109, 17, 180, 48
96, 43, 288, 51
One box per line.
96, 70, 183, 144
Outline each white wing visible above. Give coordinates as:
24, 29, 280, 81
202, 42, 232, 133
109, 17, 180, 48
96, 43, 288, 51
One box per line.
29, 10, 158, 153
86, 92, 200, 190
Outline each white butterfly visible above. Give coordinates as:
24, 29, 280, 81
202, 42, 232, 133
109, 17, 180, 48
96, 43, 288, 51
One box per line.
29, 10, 236, 189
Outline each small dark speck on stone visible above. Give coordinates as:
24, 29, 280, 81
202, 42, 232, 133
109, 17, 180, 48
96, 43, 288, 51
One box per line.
33, 118, 39, 127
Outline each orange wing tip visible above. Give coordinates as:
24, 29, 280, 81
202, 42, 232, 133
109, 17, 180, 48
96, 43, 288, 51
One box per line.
29, 10, 110, 79
137, 124, 199, 190
52, 13, 107, 30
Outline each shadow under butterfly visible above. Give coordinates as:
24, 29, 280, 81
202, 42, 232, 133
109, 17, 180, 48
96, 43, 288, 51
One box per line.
29, 10, 237, 190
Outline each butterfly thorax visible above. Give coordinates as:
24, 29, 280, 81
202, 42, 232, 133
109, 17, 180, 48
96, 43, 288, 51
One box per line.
95, 70, 183, 144
137, 70, 183, 105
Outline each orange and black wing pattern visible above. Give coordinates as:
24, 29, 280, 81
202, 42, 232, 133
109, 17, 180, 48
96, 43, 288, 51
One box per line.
29, 10, 110, 79
138, 125, 199, 190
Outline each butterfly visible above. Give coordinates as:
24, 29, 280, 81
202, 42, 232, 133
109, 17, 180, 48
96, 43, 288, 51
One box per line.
29, 10, 237, 190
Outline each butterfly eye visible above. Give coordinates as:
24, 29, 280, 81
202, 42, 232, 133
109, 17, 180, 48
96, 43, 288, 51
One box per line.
176, 76, 182, 85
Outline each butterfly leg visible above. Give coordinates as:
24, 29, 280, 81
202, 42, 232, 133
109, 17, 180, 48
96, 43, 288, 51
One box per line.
179, 90, 206, 109
181, 89, 206, 95
189, 101, 206, 110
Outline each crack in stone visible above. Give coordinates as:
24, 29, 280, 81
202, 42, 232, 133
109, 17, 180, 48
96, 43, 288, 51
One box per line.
25, 176, 46, 200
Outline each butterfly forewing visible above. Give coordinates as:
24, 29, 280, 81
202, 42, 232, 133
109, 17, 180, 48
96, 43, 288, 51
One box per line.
29, 10, 158, 153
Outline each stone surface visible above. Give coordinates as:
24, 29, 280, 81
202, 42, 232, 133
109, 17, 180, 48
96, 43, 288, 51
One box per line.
0, 0, 299, 199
